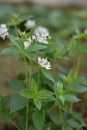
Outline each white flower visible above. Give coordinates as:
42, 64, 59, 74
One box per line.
34, 26, 49, 37
24, 20, 36, 28
24, 37, 32, 49
24, 26, 50, 48
84, 29, 87, 34
34, 26, 50, 44
34, 33, 48, 44
0, 24, 8, 39
38, 57, 51, 70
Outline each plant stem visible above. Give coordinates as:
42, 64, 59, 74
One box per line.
24, 57, 29, 130
70, 54, 81, 113
74, 54, 81, 79
26, 103, 29, 130
59, 107, 65, 125
9, 119, 21, 130
70, 102, 73, 113
38, 68, 41, 88
24, 57, 28, 88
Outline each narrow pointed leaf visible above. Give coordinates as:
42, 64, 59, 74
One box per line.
32, 110, 45, 130
10, 94, 28, 113
41, 68, 54, 82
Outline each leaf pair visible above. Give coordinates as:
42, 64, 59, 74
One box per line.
19, 88, 53, 110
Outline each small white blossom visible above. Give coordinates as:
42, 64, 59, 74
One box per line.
0, 24, 8, 39
24, 26, 50, 48
24, 20, 36, 28
38, 57, 51, 70
24, 37, 32, 49
34, 26, 50, 44
34, 33, 48, 44
84, 29, 87, 34
34, 26, 49, 37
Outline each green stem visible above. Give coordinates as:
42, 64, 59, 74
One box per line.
74, 54, 81, 79
59, 107, 65, 125
38, 68, 41, 88
26, 103, 29, 130
24, 57, 29, 130
29, 65, 32, 88
70, 102, 73, 113
24, 57, 28, 88
9, 119, 21, 130
70, 54, 81, 113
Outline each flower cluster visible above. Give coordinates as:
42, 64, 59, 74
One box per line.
24, 26, 50, 49
0, 24, 8, 39
24, 37, 32, 49
38, 57, 51, 70
24, 20, 36, 28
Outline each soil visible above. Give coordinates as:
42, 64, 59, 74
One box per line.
3, 125, 87, 130
4, 125, 17, 130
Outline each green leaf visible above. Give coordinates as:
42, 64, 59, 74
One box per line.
42, 101, 54, 110
10, 94, 28, 113
19, 89, 33, 99
79, 77, 87, 86
9, 35, 22, 49
31, 79, 38, 89
26, 44, 48, 52
57, 82, 64, 94
18, 117, 26, 130
32, 110, 45, 130
1, 108, 11, 118
16, 15, 33, 25
0, 96, 10, 108
39, 90, 53, 99
8, 80, 25, 91
0, 47, 20, 56
59, 95, 65, 105
67, 118, 81, 128
47, 109, 61, 125
69, 85, 87, 93
64, 94, 81, 102
33, 98, 42, 110
28, 125, 35, 130
41, 68, 54, 82
62, 125, 73, 130
79, 45, 87, 53
71, 112, 86, 127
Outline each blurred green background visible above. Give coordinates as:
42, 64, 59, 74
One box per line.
0, 2, 87, 130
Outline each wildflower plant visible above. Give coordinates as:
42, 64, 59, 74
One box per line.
0, 14, 87, 130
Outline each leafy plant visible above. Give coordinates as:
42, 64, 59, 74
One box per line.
0, 13, 87, 130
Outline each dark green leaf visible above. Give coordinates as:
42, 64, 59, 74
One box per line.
47, 109, 61, 125
28, 125, 35, 130
26, 44, 47, 52
16, 15, 33, 25
39, 90, 53, 99
18, 117, 26, 130
19, 89, 33, 99
0, 47, 20, 56
72, 112, 86, 127
41, 68, 54, 82
62, 125, 73, 130
10, 37, 23, 50
32, 110, 45, 130
1, 108, 11, 118
9, 80, 25, 91
64, 94, 81, 102
33, 98, 42, 110
67, 118, 81, 128
10, 94, 28, 113
69, 85, 87, 93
